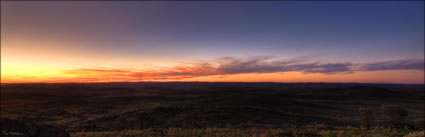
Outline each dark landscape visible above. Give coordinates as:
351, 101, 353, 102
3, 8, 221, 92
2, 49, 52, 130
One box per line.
1, 82, 424, 137
2, 1, 424, 137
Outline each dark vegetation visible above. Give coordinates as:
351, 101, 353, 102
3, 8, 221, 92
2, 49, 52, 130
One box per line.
1, 82, 424, 137
0, 118, 70, 137
381, 105, 410, 129
359, 108, 374, 130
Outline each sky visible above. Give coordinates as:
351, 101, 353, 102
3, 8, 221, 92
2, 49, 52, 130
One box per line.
1, 1, 424, 84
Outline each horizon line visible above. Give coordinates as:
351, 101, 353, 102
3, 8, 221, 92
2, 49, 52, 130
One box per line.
1, 81, 424, 85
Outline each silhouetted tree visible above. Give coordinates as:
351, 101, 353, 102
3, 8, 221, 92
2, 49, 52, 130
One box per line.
359, 108, 374, 130
381, 105, 408, 128
414, 119, 424, 129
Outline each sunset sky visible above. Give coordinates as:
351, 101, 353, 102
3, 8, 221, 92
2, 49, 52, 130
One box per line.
1, 1, 424, 83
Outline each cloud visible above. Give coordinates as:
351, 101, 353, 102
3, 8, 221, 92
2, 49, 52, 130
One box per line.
64, 57, 424, 81
355, 59, 424, 71
213, 56, 353, 74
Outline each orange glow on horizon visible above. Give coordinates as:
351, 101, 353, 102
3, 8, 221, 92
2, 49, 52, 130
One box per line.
2, 43, 424, 84
2, 67, 424, 84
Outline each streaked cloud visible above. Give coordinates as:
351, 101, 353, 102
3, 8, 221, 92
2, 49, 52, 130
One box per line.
356, 59, 424, 71
63, 57, 424, 81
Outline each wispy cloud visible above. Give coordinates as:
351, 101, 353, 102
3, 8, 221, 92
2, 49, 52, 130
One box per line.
355, 59, 424, 71
64, 57, 424, 81
211, 56, 353, 74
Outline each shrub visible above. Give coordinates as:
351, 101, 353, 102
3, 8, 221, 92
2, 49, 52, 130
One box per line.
414, 119, 424, 129
359, 108, 374, 130
381, 105, 408, 128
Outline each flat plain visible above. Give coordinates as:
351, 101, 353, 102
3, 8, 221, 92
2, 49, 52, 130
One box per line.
1, 82, 424, 137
